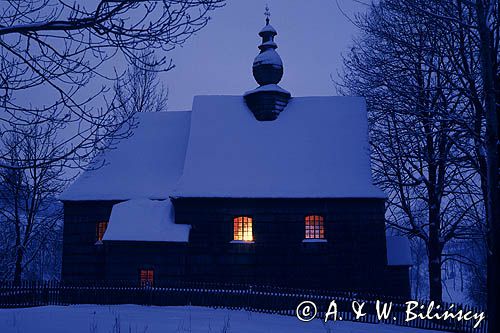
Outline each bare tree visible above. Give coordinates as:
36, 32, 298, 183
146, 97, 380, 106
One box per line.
0, 0, 224, 170
395, 0, 499, 329
0, 0, 223, 284
114, 52, 169, 114
339, 0, 485, 302
0, 117, 66, 283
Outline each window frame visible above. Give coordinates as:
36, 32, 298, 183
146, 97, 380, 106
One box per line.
231, 215, 254, 243
139, 268, 154, 287
95, 221, 108, 243
303, 214, 327, 242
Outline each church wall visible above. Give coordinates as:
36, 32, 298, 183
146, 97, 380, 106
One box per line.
385, 266, 411, 297
62, 201, 119, 281
173, 198, 391, 294
103, 241, 188, 282
62, 198, 410, 297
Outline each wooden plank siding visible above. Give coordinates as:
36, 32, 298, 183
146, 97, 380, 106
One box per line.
61, 198, 411, 297
62, 201, 120, 281
104, 241, 188, 282
174, 198, 393, 294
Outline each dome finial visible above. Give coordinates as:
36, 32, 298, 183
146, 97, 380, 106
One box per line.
244, 8, 291, 121
264, 4, 271, 25
252, 6, 281, 86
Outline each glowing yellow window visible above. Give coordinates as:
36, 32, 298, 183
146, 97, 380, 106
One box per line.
96, 221, 108, 241
233, 216, 254, 242
305, 215, 325, 239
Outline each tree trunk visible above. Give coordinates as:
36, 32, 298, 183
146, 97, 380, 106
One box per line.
427, 160, 442, 302
425, 108, 443, 302
428, 206, 443, 302
475, 2, 500, 332
13, 247, 23, 285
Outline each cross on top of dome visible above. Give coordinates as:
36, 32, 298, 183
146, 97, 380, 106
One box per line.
264, 4, 271, 25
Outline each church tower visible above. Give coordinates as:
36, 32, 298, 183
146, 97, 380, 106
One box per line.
244, 6, 291, 121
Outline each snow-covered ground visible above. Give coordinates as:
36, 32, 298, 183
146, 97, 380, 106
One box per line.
0, 305, 450, 333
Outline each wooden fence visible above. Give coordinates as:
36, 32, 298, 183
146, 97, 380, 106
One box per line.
0, 280, 487, 333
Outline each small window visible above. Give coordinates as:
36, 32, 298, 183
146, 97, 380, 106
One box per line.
140, 269, 154, 287
96, 221, 108, 241
305, 215, 325, 239
233, 216, 253, 242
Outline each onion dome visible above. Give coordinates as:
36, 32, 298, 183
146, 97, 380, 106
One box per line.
244, 7, 291, 121
252, 16, 283, 85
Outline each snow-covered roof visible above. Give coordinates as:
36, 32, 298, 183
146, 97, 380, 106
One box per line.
103, 199, 190, 242
173, 95, 385, 198
60, 111, 191, 201
253, 49, 283, 67
386, 236, 412, 266
261, 40, 277, 48
61, 95, 384, 201
259, 24, 277, 35
244, 84, 290, 96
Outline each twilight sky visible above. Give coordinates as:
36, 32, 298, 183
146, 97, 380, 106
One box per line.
163, 0, 367, 111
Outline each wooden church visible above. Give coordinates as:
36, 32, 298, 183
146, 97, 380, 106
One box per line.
60, 15, 412, 297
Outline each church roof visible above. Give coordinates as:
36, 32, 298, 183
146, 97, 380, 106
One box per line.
173, 95, 384, 198
59, 111, 191, 201
60, 95, 385, 201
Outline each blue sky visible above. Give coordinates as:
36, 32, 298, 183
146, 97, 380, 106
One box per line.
15, 1, 367, 113
163, 0, 367, 110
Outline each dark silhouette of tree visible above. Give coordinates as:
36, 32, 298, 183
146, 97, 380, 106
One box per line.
0, 0, 224, 283
114, 52, 169, 114
0, 0, 224, 170
396, 1, 498, 329
340, 0, 495, 303
0, 118, 66, 283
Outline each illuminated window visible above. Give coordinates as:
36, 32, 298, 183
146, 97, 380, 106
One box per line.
96, 221, 108, 241
305, 215, 325, 239
233, 216, 253, 242
140, 269, 154, 287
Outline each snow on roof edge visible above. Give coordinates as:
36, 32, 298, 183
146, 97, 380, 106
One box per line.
103, 198, 191, 242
